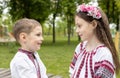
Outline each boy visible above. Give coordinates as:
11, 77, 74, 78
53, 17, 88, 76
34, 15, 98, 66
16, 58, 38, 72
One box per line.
10, 18, 48, 78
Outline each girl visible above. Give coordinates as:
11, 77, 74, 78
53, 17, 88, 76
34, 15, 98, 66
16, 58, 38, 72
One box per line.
69, 3, 120, 78
10, 18, 48, 78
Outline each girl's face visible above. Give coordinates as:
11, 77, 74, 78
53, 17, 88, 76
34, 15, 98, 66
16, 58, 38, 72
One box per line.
24, 26, 43, 52
75, 15, 96, 41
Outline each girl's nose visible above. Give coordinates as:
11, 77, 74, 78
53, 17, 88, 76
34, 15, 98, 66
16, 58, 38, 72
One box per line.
40, 36, 44, 41
76, 28, 79, 33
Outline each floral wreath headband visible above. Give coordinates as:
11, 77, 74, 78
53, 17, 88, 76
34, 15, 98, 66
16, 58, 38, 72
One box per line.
76, 3, 102, 19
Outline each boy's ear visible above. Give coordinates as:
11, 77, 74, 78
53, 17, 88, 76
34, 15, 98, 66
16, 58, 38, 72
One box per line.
91, 20, 97, 28
19, 32, 27, 41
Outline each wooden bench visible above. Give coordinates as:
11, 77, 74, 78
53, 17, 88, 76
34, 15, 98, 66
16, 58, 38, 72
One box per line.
0, 68, 11, 78
0, 68, 63, 78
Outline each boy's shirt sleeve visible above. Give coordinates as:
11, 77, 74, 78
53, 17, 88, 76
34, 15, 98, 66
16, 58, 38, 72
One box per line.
34, 52, 48, 78
10, 54, 38, 78
15, 60, 38, 78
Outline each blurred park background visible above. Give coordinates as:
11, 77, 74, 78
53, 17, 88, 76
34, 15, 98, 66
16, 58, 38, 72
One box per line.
0, 0, 120, 78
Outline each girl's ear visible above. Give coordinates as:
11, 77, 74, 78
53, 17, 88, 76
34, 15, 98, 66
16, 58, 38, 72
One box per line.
91, 20, 97, 28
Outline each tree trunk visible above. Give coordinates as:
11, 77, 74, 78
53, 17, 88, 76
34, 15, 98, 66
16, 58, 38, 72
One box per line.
106, 0, 110, 20
67, 15, 71, 44
52, 0, 60, 43
112, 0, 115, 22
53, 14, 56, 43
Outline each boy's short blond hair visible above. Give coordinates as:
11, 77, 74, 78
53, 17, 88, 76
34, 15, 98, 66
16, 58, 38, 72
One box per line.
13, 18, 41, 42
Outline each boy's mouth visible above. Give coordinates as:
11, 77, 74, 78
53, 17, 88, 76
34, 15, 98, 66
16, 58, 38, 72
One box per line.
37, 42, 42, 45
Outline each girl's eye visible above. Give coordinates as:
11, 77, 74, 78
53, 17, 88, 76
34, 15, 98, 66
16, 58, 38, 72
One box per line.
78, 25, 81, 27
76, 25, 81, 28
36, 34, 41, 36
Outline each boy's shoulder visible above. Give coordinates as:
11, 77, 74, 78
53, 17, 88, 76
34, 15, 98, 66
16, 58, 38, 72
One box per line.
13, 51, 28, 59
10, 52, 29, 65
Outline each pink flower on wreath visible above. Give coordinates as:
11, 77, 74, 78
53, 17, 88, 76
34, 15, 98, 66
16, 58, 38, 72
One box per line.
86, 5, 95, 12
80, 4, 87, 12
76, 3, 102, 19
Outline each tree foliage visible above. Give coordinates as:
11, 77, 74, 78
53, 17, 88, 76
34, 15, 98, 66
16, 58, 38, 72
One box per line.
9, 0, 51, 23
3, 0, 120, 43
98, 0, 120, 30
0, 0, 9, 17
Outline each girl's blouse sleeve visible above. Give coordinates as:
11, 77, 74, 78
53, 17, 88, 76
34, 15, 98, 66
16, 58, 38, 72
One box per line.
69, 43, 82, 77
94, 47, 115, 78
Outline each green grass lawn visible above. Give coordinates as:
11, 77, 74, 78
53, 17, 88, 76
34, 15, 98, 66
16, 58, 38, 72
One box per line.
0, 36, 120, 78
39, 36, 79, 78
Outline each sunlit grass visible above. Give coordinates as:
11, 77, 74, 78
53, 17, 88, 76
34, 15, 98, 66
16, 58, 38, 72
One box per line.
0, 36, 78, 78
0, 35, 119, 78
39, 36, 78, 78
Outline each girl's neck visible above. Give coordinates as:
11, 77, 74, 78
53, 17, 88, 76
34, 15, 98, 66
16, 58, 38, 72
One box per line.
85, 37, 103, 52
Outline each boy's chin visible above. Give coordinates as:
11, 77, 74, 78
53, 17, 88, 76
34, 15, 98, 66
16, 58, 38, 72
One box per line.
36, 47, 40, 51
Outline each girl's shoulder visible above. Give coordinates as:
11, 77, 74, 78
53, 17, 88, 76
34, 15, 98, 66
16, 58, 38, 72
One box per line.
75, 41, 87, 54
95, 46, 111, 56
76, 41, 87, 48
94, 46, 114, 63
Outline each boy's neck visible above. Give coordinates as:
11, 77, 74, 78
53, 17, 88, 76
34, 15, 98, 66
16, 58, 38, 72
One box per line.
20, 47, 34, 53
19, 48, 34, 53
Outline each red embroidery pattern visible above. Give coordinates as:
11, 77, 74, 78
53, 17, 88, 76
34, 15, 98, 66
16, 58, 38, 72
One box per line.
70, 42, 110, 78
18, 49, 41, 78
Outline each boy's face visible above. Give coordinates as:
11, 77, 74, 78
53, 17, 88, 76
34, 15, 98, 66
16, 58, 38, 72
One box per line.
24, 26, 43, 52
